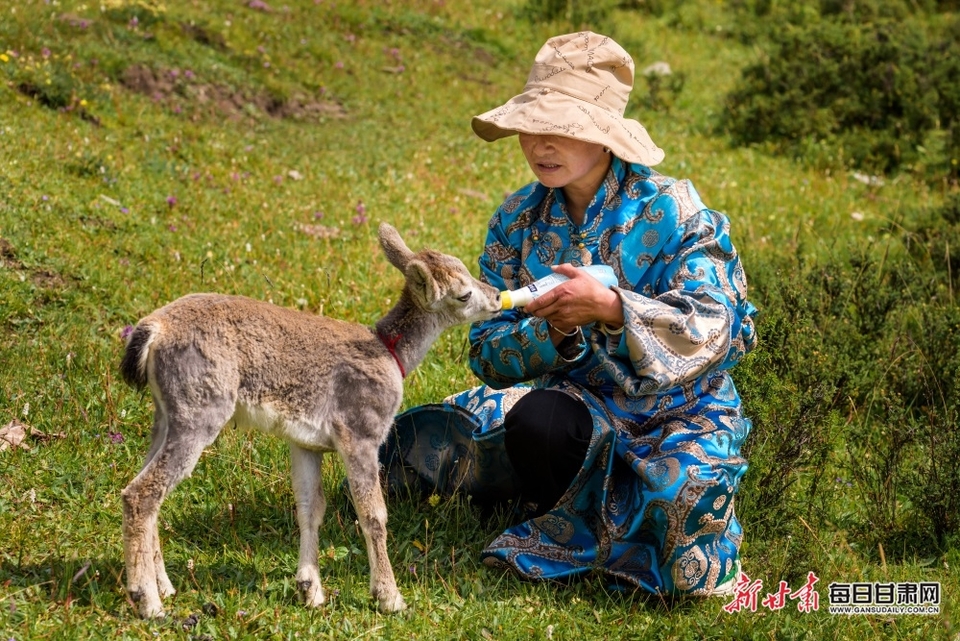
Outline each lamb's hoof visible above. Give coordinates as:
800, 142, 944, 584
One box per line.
298, 579, 325, 608
377, 591, 407, 613
137, 599, 166, 619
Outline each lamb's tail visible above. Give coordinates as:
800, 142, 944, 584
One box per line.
119, 323, 158, 389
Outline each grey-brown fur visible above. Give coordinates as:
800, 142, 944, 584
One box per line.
119, 223, 501, 618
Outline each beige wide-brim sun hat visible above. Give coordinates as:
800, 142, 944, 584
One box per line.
472, 31, 664, 167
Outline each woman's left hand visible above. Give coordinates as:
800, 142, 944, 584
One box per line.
525, 263, 624, 335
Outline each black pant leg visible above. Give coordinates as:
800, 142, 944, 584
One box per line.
503, 389, 592, 515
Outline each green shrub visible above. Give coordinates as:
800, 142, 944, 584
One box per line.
738, 195, 960, 552
721, 14, 960, 182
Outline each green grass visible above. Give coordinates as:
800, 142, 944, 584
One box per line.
0, 0, 956, 639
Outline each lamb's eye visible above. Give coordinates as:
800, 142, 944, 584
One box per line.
456, 292, 472, 303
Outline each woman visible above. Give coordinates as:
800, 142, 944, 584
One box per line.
382, 31, 757, 596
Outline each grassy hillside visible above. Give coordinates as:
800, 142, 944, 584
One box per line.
0, 1, 955, 639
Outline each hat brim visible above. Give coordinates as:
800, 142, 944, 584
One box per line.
472, 88, 664, 167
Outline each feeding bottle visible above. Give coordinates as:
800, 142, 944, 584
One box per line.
500, 264, 618, 310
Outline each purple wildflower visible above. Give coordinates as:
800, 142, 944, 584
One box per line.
129, 16, 139, 28
120, 325, 134, 340
168, 225, 177, 232
313, 210, 324, 220
121, 207, 129, 214
41, 48, 51, 58
334, 61, 344, 69
273, 175, 283, 185
109, 432, 124, 444
355, 200, 366, 215
166, 195, 177, 207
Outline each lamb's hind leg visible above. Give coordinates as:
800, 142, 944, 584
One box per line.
290, 444, 327, 608
122, 409, 226, 618
141, 411, 176, 599
340, 435, 406, 613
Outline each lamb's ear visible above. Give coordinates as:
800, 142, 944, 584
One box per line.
378, 222, 414, 272
405, 259, 442, 307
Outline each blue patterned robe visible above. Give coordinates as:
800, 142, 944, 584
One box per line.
389, 157, 757, 595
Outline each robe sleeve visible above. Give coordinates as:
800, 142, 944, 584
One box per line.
592, 206, 757, 396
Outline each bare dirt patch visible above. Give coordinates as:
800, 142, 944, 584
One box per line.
120, 64, 346, 122
0, 238, 68, 289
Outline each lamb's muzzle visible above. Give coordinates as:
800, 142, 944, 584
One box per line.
119, 222, 500, 618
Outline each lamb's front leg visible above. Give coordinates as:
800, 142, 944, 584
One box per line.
290, 444, 327, 608
340, 439, 406, 613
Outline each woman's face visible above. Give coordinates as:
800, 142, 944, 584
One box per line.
517, 133, 610, 194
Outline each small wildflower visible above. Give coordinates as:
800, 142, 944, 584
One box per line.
121, 207, 129, 214
0, 54, 7, 64
41, 195, 48, 201
184, 69, 195, 80
41, 48, 51, 58
273, 175, 283, 185
352, 200, 368, 225
22, 403, 30, 417
109, 432, 124, 444
334, 61, 344, 69
128, 16, 139, 28
166, 195, 177, 207
428, 494, 440, 507
313, 210, 324, 219
121, 325, 134, 340
168, 225, 177, 232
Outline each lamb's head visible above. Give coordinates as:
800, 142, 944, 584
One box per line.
378, 222, 501, 324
